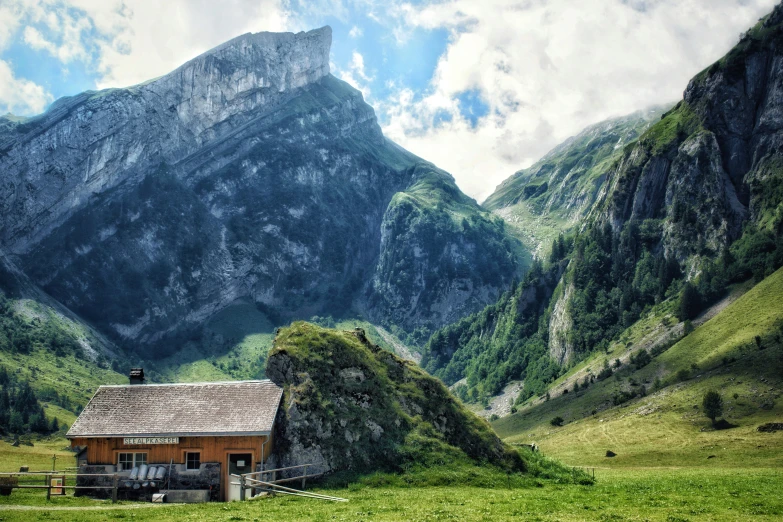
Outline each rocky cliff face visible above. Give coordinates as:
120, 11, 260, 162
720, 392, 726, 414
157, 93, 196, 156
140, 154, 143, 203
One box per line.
547, 282, 574, 365
0, 28, 332, 254
425, 3, 783, 404
0, 27, 520, 355
594, 4, 783, 263
367, 165, 521, 335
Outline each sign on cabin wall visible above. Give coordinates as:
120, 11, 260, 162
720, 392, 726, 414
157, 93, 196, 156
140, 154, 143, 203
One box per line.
123, 437, 179, 445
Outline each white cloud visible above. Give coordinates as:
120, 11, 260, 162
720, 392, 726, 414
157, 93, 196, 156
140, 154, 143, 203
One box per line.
350, 51, 372, 81
382, 0, 779, 201
0, 58, 53, 114
335, 50, 374, 99
2, 0, 291, 90
0, 2, 24, 51
349, 25, 363, 38
78, 0, 291, 89
23, 25, 56, 53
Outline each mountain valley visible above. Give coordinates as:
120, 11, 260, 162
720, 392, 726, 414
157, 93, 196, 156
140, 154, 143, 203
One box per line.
0, 3, 782, 520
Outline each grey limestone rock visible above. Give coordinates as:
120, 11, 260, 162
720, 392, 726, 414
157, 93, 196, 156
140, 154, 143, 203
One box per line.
0, 26, 520, 353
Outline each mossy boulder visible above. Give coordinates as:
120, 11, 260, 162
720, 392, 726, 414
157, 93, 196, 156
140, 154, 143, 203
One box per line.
266, 322, 524, 476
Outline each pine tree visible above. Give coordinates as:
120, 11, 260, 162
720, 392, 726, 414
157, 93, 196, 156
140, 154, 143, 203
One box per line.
549, 237, 561, 264
9, 410, 24, 433
0, 387, 8, 434
702, 391, 724, 425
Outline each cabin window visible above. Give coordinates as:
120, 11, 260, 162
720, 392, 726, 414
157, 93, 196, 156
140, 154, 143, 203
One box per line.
117, 452, 147, 470
185, 452, 201, 470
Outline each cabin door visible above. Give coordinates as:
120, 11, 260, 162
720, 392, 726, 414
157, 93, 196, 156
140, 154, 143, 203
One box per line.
227, 453, 253, 501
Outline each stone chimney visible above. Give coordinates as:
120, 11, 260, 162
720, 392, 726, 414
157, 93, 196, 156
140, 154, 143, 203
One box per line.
129, 368, 145, 385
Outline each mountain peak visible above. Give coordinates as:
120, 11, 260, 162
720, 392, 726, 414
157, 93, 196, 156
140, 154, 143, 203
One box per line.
140, 25, 332, 141
162, 26, 332, 93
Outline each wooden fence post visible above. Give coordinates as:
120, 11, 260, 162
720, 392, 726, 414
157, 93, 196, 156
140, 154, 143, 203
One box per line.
302, 465, 308, 490
240, 475, 246, 501
46, 474, 51, 501
112, 474, 119, 504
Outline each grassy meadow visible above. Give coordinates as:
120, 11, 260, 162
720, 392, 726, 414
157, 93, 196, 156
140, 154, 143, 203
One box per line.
0, 440, 781, 521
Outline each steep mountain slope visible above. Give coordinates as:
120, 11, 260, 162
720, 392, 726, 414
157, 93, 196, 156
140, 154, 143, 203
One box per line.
485, 107, 668, 256
493, 266, 783, 468
0, 27, 521, 357
424, 3, 783, 404
0, 256, 126, 428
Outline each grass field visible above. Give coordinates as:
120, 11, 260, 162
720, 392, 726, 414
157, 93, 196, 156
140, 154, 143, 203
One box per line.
0, 451, 780, 521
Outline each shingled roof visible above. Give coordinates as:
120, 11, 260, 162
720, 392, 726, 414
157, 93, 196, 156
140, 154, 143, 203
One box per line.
67, 380, 283, 438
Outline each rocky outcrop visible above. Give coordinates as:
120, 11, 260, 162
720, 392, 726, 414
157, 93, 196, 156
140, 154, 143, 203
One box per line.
266, 322, 524, 475
366, 165, 518, 333
0, 27, 520, 354
548, 282, 574, 365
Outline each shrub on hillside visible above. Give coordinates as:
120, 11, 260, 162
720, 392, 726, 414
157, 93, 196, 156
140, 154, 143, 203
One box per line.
630, 350, 652, 369
597, 361, 613, 380
679, 282, 701, 320
550, 416, 564, 427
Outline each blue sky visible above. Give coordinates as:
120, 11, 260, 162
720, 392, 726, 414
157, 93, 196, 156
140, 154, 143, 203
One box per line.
0, 0, 778, 200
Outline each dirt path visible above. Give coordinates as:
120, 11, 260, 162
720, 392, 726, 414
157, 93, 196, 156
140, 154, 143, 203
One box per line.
375, 326, 421, 363
0, 503, 171, 511
476, 381, 524, 419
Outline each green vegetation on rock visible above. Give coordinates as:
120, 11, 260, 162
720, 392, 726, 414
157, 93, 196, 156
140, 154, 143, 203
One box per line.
267, 322, 540, 476
427, 3, 783, 410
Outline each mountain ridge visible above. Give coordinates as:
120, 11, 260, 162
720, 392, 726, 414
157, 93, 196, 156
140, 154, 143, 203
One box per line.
0, 27, 523, 357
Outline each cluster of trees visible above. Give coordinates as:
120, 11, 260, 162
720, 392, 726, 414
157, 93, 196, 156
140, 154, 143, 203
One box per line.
680, 225, 783, 320
0, 366, 60, 436
568, 220, 682, 355
423, 259, 563, 404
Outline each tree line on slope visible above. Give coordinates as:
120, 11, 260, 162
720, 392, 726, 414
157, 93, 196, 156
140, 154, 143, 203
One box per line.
423, 209, 783, 406
0, 365, 61, 436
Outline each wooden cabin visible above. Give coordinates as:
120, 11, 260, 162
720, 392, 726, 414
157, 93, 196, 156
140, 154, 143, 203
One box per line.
66, 370, 283, 501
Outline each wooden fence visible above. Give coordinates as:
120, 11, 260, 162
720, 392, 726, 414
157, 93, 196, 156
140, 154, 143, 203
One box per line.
232, 464, 346, 502
0, 471, 121, 502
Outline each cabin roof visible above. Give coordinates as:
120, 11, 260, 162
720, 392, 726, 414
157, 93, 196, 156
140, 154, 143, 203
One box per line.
66, 380, 283, 438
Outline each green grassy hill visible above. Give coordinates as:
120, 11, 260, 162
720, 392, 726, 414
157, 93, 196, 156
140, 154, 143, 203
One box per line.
492, 266, 783, 468
0, 296, 126, 430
